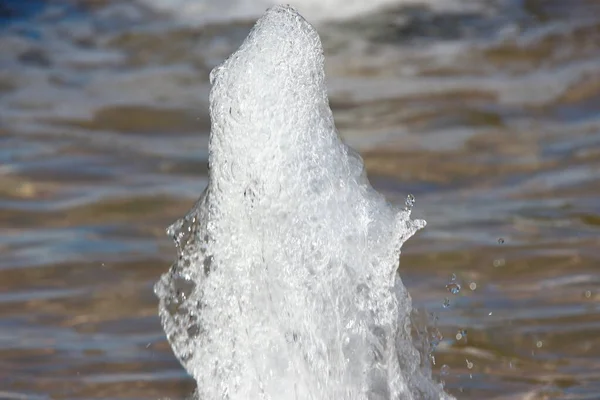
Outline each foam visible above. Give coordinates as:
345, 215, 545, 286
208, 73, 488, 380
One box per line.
139, 0, 460, 24
155, 6, 452, 399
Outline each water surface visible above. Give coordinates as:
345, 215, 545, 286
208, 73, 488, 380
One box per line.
1, 0, 599, 398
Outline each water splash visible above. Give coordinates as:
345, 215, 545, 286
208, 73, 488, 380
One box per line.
155, 6, 452, 400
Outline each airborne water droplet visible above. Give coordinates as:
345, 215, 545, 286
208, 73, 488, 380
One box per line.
440, 364, 450, 376
446, 274, 461, 295
498, 237, 505, 244
405, 193, 415, 210
429, 329, 443, 351
443, 298, 450, 308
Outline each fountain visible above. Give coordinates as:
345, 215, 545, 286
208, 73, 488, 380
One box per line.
155, 5, 452, 399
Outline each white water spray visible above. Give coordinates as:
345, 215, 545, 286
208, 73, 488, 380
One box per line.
155, 6, 452, 399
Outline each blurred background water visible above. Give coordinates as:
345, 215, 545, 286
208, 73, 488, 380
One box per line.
0, 0, 599, 399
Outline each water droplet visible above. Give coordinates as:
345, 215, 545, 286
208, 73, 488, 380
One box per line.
455, 329, 467, 341
536, 340, 543, 348
446, 282, 461, 295
488, 312, 493, 316
443, 297, 450, 308
446, 274, 461, 294
493, 258, 505, 267
440, 365, 450, 376
469, 282, 477, 291
584, 290, 592, 299
429, 329, 443, 350
405, 194, 415, 210
466, 359, 473, 369
498, 238, 505, 244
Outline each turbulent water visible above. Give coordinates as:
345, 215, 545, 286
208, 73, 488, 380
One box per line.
154, 7, 449, 399
1, 0, 600, 399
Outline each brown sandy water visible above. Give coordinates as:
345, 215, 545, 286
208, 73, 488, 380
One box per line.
1, 0, 599, 399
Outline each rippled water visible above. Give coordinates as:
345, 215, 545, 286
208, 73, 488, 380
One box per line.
1, 0, 599, 399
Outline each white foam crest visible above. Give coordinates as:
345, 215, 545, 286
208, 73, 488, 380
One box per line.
138, 0, 462, 24
155, 6, 451, 399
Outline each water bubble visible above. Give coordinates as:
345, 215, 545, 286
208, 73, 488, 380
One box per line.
405, 194, 416, 210
440, 365, 450, 376
203, 255, 213, 276
498, 238, 505, 244
455, 329, 467, 341
493, 258, 505, 267
173, 274, 196, 302
187, 324, 201, 339
466, 359, 473, 369
165, 297, 180, 316
469, 282, 477, 291
584, 290, 592, 299
209, 65, 223, 85
536, 340, 543, 348
443, 298, 450, 308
